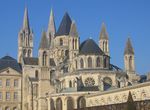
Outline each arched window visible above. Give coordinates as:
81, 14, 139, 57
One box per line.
75, 39, 77, 49
67, 97, 74, 110
72, 39, 74, 49
60, 38, 63, 46
50, 98, 55, 110
35, 70, 38, 79
65, 50, 69, 56
69, 80, 72, 88
42, 51, 47, 66
129, 56, 132, 71
103, 77, 112, 91
103, 57, 107, 68
23, 49, 26, 57
103, 41, 105, 51
105, 41, 107, 52
96, 57, 101, 67
28, 50, 31, 57
80, 58, 84, 68
77, 97, 86, 109
56, 98, 62, 110
88, 57, 92, 68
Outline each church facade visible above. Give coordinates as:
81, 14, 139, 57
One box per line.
0, 8, 150, 110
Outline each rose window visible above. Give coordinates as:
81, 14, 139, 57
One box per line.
85, 77, 95, 87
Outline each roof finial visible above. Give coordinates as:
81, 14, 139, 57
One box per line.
23, 7, 30, 30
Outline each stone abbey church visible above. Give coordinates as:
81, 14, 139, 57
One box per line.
0, 7, 150, 110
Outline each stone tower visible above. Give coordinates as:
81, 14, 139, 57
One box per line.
99, 23, 109, 56
18, 8, 33, 63
38, 31, 51, 110
69, 21, 79, 60
124, 38, 135, 73
69, 21, 79, 71
47, 9, 56, 48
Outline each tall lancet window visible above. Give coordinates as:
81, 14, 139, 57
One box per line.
105, 41, 107, 52
80, 58, 84, 68
129, 56, 132, 71
56, 98, 62, 110
42, 51, 47, 66
96, 57, 101, 67
28, 50, 31, 57
88, 57, 92, 68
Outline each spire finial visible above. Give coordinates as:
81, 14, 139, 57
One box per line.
124, 37, 134, 55
99, 22, 108, 40
23, 7, 30, 30
47, 8, 56, 37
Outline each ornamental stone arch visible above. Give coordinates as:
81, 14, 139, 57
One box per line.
56, 98, 62, 110
77, 96, 86, 109
103, 77, 112, 91
67, 97, 74, 110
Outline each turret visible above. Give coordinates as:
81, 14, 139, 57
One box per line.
99, 23, 109, 56
38, 31, 49, 67
18, 7, 33, 63
124, 38, 135, 73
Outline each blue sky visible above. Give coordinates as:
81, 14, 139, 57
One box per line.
0, 0, 150, 74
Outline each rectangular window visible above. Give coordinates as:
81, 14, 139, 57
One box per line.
6, 79, 10, 87
6, 92, 10, 100
14, 92, 18, 100
14, 79, 18, 87
0, 92, 1, 99
0, 80, 2, 87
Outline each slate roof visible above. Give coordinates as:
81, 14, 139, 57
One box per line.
23, 57, 38, 65
124, 38, 134, 55
56, 12, 72, 36
0, 56, 22, 73
39, 31, 49, 49
79, 39, 104, 55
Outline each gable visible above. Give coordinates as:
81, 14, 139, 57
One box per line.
0, 67, 22, 76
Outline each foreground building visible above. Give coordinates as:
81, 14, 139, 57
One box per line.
0, 8, 149, 110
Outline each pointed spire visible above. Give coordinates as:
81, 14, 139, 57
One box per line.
23, 7, 30, 30
39, 30, 49, 49
124, 38, 134, 55
47, 8, 56, 37
69, 21, 78, 37
99, 23, 108, 40
56, 12, 72, 36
